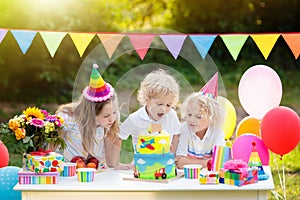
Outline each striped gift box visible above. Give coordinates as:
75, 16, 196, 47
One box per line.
18, 169, 59, 184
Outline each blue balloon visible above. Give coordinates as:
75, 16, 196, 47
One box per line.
0, 166, 21, 200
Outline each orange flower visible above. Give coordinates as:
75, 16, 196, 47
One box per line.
15, 128, 26, 140
8, 119, 20, 131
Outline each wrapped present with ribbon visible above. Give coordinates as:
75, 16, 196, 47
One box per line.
222, 159, 258, 187
26, 149, 64, 173
211, 145, 232, 171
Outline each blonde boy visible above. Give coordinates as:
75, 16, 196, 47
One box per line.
119, 69, 180, 153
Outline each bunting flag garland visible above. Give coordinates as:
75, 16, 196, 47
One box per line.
97, 33, 125, 58
127, 34, 155, 60
10, 30, 37, 54
0, 28, 299, 60
189, 35, 217, 59
0, 29, 8, 43
39, 31, 67, 57
220, 34, 248, 61
282, 33, 300, 59
69, 32, 95, 57
251, 34, 280, 60
160, 35, 187, 59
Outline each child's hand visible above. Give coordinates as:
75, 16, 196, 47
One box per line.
114, 163, 133, 170
175, 156, 189, 169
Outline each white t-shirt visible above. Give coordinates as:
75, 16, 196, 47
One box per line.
57, 111, 106, 164
119, 106, 180, 146
176, 121, 225, 158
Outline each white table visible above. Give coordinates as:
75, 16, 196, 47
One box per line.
14, 166, 274, 200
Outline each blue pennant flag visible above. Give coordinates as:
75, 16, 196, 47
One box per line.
189, 35, 217, 59
11, 30, 37, 54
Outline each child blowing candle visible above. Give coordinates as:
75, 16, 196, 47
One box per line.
176, 73, 226, 169
56, 64, 131, 170
119, 69, 181, 154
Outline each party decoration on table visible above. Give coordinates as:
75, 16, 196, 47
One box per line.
0, 107, 66, 155
211, 145, 232, 171
183, 164, 203, 179
26, 151, 64, 173
60, 162, 77, 177
248, 142, 269, 181
0, 166, 21, 199
0, 141, 9, 168
217, 96, 237, 140
199, 169, 219, 184
261, 106, 300, 157
238, 65, 282, 119
232, 134, 269, 165
18, 169, 59, 184
222, 159, 258, 187
236, 116, 261, 138
83, 63, 114, 102
76, 168, 96, 182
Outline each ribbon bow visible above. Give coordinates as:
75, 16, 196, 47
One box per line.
223, 159, 248, 177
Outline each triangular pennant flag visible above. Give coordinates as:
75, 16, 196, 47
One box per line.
0, 29, 8, 43
39, 31, 67, 57
127, 34, 154, 60
189, 35, 217, 59
251, 34, 280, 60
282, 33, 300, 59
69, 32, 95, 57
160, 35, 187, 59
10, 30, 37, 54
220, 34, 248, 60
98, 34, 125, 58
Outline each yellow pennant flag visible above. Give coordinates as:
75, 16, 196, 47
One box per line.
69, 33, 95, 57
251, 34, 280, 60
97, 33, 125, 58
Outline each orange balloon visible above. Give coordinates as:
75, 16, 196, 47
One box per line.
236, 116, 261, 138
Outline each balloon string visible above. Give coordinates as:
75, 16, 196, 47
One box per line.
282, 157, 286, 200
274, 154, 283, 190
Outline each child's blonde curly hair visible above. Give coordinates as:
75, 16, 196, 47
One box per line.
181, 93, 225, 128
137, 69, 180, 106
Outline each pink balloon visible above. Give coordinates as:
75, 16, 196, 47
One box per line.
232, 134, 269, 165
238, 65, 282, 119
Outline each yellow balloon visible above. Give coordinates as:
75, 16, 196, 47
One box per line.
217, 96, 237, 140
236, 116, 261, 138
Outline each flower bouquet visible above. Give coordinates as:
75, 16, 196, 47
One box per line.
0, 107, 66, 155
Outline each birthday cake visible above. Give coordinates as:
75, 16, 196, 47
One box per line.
133, 124, 177, 180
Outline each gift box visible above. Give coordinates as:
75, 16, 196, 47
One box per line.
199, 169, 219, 184
211, 145, 232, 171
224, 168, 258, 187
221, 159, 258, 187
18, 169, 59, 184
26, 152, 64, 173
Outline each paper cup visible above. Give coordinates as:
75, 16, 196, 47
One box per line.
76, 168, 96, 182
183, 164, 202, 179
61, 162, 77, 177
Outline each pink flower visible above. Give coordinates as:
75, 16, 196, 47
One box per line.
29, 118, 44, 128
41, 110, 49, 117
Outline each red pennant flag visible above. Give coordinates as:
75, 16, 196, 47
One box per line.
127, 34, 155, 60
